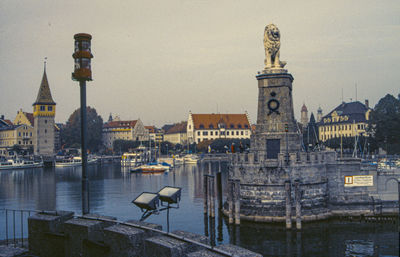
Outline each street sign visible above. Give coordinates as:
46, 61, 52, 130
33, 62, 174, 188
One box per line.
344, 175, 373, 187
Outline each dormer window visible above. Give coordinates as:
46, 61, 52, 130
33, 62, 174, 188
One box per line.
230, 124, 235, 129
244, 124, 249, 129
209, 124, 214, 129
199, 124, 204, 129
238, 124, 242, 129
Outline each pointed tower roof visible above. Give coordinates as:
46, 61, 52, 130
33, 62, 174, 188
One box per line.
33, 69, 56, 105
301, 103, 308, 112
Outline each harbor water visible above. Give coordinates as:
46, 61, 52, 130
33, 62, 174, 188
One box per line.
0, 162, 398, 256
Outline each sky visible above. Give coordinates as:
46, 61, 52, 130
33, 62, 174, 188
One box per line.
0, 0, 399, 127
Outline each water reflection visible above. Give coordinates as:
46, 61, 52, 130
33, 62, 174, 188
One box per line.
0, 163, 398, 256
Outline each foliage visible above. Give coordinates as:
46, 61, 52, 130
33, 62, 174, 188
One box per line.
368, 94, 400, 154
113, 140, 156, 154
61, 107, 103, 153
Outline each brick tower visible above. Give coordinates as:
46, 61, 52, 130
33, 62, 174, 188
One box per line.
33, 66, 56, 157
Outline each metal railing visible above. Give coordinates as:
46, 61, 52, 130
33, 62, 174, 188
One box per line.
0, 209, 39, 248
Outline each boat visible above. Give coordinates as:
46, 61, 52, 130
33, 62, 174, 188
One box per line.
0, 158, 43, 170
183, 154, 199, 164
55, 156, 97, 167
130, 161, 170, 174
121, 146, 149, 167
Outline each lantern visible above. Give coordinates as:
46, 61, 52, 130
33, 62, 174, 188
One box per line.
72, 33, 93, 81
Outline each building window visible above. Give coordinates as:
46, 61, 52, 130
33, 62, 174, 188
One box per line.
245, 131, 248, 135
199, 124, 204, 129
48, 106, 53, 111
227, 131, 229, 136
209, 124, 214, 129
215, 131, 218, 136
18, 141, 21, 144
210, 131, 213, 136
198, 139, 201, 143
197, 131, 200, 136
40, 106, 45, 111
230, 124, 234, 129
238, 124, 242, 129
203, 131, 208, 136
236, 131, 239, 136
241, 131, 244, 135
18, 132, 21, 137
221, 131, 225, 135
45, 129, 47, 133
244, 124, 249, 129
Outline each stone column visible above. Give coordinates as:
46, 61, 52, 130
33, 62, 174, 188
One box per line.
285, 181, 292, 229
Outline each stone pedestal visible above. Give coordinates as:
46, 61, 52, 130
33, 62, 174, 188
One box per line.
28, 211, 74, 257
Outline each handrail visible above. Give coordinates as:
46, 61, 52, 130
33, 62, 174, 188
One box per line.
1, 209, 236, 256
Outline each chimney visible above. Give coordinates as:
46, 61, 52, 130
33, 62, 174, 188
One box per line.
365, 99, 369, 109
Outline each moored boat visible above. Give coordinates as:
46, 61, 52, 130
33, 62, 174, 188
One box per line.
55, 156, 97, 167
183, 154, 199, 164
0, 158, 43, 170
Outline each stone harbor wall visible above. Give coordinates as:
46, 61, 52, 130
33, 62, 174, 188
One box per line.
227, 151, 399, 222
27, 211, 262, 257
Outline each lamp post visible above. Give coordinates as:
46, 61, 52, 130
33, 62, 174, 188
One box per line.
72, 33, 93, 215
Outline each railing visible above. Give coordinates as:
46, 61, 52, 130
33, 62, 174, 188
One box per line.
0, 209, 237, 256
0, 209, 39, 248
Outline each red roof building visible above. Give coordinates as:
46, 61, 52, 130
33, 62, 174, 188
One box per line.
187, 113, 251, 143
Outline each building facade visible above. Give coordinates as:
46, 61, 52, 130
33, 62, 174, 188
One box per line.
102, 119, 149, 149
187, 113, 251, 144
33, 69, 56, 156
164, 122, 187, 145
318, 101, 371, 142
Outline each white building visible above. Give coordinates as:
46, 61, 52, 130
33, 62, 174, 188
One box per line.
102, 119, 149, 149
187, 113, 251, 144
164, 122, 187, 145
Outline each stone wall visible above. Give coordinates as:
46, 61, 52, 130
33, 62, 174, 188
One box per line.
28, 211, 262, 257
228, 151, 399, 222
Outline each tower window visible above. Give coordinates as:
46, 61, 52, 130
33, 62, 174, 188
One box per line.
48, 106, 53, 111
40, 106, 45, 111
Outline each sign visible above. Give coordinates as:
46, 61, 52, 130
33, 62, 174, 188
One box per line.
344, 175, 373, 187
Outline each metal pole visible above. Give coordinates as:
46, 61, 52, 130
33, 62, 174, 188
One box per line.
234, 179, 241, 225
216, 172, 222, 210
228, 180, 234, 224
286, 130, 289, 165
80, 80, 89, 215
211, 176, 215, 218
295, 181, 302, 230
285, 181, 292, 229
203, 175, 208, 214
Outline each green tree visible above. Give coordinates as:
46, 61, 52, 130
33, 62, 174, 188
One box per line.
61, 107, 103, 153
368, 94, 400, 154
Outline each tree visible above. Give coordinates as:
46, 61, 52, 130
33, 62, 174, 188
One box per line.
61, 107, 103, 153
368, 94, 400, 154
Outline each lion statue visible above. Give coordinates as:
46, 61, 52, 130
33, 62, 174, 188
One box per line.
263, 24, 286, 69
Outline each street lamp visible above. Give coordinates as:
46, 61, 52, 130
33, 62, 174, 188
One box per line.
72, 33, 93, 215
132, 186, 182, 232
158, 186, 181, 205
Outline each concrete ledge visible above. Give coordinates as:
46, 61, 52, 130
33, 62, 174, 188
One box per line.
104, 224, 147, 257
0, 245, 29, 257
64, 218, 106, 257
28, 210, 74, 257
